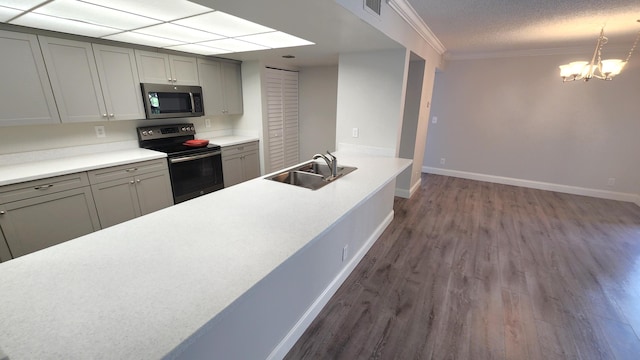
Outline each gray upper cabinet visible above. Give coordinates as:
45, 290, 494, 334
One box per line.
92, 44, 146, 121
197, 58, 243, 115
136, 50, 199, 85
0, 173, 101, 258
39, 36, 108, 123
0, 30, 60, 126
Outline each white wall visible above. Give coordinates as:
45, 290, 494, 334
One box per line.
424, 54, 640, 201
298, 65, 338, 160
0, 116, 234, 156
335, 49, 408, 156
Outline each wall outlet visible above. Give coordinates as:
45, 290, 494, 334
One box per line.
440, 158, 446, 165
607, 177, 616, 186
352, 128, 359, 138
94, 126, 106, 138
342, 245, 349, 262
205, 119, 211, 128
432, 116, 438, 124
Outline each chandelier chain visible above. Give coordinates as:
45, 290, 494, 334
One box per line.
624, 30, 640, 63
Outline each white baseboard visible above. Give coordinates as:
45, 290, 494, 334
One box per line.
267, 210, 395, 360
395, 177, 421, 199
422, 166, 640, 204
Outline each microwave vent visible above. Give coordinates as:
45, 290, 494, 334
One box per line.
364, 0, 381, 16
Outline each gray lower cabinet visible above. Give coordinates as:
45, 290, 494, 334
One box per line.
0, 225, 12, 262
222, 141, 260, 188
88, 159, 173, 228
0, 173, 101, 258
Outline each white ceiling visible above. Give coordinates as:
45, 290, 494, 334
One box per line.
406, 0, 640, 57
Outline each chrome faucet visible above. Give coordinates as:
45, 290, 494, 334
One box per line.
313, 151, 338, 178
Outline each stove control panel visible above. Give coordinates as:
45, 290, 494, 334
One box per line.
137, 123, 196, 140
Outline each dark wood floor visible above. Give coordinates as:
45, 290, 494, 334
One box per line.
285, 174, 640, 360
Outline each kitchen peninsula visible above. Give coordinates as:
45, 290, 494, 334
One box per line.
0, 152, 411, 359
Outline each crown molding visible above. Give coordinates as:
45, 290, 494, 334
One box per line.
446, 44, 633, 61
386, 0, 446, 55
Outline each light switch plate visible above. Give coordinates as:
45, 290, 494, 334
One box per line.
95, 126, 106, 138
352, 128, 359, 138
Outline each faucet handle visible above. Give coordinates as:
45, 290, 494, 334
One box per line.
326, 150, 336, 160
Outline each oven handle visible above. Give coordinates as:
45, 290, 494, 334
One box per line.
169, 151, 221, 163
189, 92, 195, 113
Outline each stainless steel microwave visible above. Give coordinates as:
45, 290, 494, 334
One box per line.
141, 83, 204, 119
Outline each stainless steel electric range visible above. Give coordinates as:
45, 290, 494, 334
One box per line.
137, 123, 224, 204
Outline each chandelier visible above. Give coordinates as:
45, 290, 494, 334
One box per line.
559, 20, 640, 82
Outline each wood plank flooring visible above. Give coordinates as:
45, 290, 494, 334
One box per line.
285, 174, 640, 360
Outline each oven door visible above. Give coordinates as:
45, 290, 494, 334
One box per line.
168, 150, 224, 203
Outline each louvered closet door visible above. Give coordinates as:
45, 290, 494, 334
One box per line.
265, 68, 299, 173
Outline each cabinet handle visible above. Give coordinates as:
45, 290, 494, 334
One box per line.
168, 78, 172, 82
129, 180, 135, 184
136, 179, 141, 183
0, 210, 5, 215
109, 113, 114, 117
102, 113, 108, 117
34, 184, 53, 190
125, 168, 138, 172
173, 78, 177, 82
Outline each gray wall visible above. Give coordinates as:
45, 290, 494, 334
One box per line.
299, 65, 338, 160
424, 53, 640, 199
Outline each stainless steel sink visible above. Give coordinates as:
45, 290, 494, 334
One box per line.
266, 161, 357, 190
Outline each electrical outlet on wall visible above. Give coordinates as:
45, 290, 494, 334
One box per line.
205, 119, 211, 128
607, 177, 616, 186
352, 128, 359, 138
342, 245, 349, 262
432, 116, 438, 124
440, 158, 446, 165
94, 126, 106, 138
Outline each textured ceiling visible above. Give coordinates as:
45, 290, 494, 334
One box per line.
406, 0, 640, 57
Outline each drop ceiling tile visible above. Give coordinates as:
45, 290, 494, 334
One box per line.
174, 11, 274, 37
164, 43, 229, 55
0, 5, 21, 21
136, 23, 224, 43
198, 38, 269, 52
81, 0, 211, 21
34, 0, 160, 30
104, 31, 184, 48
10, 12, 120, 38
0, 0, 48, 11
236, 31, 314, 49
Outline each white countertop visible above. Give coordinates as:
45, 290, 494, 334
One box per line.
0, 153, 411, 359
0, 149, 166, 187
205, 135, 259, 147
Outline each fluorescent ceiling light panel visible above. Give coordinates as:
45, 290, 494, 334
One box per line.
34, 0, 161, 30
237, 31, 314, 48
80, 0, 210, 21
165, 43, 229, 55
174, 11, 274, 37
198, 38, 269, 52
0, 6, 21, 21
0, 0, 47, 11
10, 12, 120, 38
136, 23, 224, 43
104, 31, 183, 48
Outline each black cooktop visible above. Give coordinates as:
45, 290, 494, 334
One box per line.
146, 142, 221, 157
137, 123, 220, 156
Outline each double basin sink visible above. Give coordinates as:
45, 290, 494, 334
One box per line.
267, 161, 357, 190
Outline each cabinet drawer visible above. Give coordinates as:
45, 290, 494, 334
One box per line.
221, 141, 259, 157
0, 172, 89, 204
88, 159, 168, 184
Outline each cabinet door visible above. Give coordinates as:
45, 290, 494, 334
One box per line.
222, 154, 244, 188
0, 187, 101, 257
135, 50, 172, 84
92, 44, 145, 121
91, 177, 140, 229
197, 58, 225, 115
39, 36, 108, 123
0, 30, 59, 126
221, 62, 243, 115
135, 170, 174, 216
0, 227, 12, 262
242, 150, 261, 181
169, 55, 199, 85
